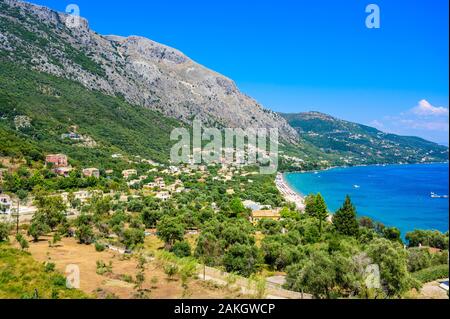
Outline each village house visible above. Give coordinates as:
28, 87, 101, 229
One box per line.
45, 154, 68, 168
119, 194, 140, 203
155, 191, 170, 201
174, 187, 185, 193
181, 167, 191, 174
250, 209, 282, 225
127, 179, 141, 187
155, 177, 166, 188
243, 200, 266, 212
226, 189, 235, 195
169, 166, 180, 174
144, 182, 157, 190
62, 190, 99, 203
0, 194, 12, 215
167, 180, 185, 193
54, 166, 72, 177
141, 158, 158, 165
82, 168, 100, 178
122, 169, 137, 179
174, 179, 183, 186
61, 132, 81, 140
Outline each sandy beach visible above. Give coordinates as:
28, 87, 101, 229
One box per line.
276, 173, 305, 211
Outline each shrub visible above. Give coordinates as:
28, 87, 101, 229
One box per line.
151, 276, 158, 288
44, 262, 56, 273
412, 264, 449, 284
121, 228, 145, 249
95, 242, 106, 252
164, 263, 179, 281
52, 274, 67, 287
180, 259, 197, 288
406, 230, 449, 250
96, 260, 113, 275
0, 222, 11, 242
119, 274, 133, 283
76, 224, 95, 245
223, 244, 261, 277
407, 248, 432, 272
171, 241, 191, 258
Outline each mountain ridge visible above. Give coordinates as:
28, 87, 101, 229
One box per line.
0, 0, 298, 142
1, 0, 448, 169
280, 111, 448, 166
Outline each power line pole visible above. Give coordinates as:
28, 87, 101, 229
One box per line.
16, 199, 20, 234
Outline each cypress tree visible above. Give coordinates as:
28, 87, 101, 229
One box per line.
305, 194, 317, 217
314, 193, 328, 234
333, 195, 359, 237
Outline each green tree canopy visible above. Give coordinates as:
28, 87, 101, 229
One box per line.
285, 250, 336, 299
366, 238, 419, 297
333, 195, 359, 237
223, 244, 261, 277
157, 216, 185, 250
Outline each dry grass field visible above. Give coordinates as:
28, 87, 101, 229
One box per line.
18, 235, 250, 299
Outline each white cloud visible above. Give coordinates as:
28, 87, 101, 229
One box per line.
411, 99, 449, 117
370, 99, 449, 143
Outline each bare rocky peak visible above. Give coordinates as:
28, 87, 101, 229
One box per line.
1, 0, 299, 142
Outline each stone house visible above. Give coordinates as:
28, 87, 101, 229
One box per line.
45, 154, 68, 168
83, 168, 100, 178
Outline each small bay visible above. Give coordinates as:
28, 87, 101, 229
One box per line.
284, 163, 449, 236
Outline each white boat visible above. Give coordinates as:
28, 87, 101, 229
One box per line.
431, 192, 448, 199
353, 185, 361, 189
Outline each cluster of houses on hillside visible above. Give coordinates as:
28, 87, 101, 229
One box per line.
45, 154, 99, 179
143, 177, 185, 201
2, 150, 291, 224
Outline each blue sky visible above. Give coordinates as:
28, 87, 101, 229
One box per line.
30, 0, 449, 144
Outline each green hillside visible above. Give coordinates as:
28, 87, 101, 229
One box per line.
0, 243, 88, 299
280, 112, 448, 166
0, 62, 183, 167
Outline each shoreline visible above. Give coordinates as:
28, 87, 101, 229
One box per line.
275, 173, 305, 211
278, 163, 449, 233
281, 161, 450, 176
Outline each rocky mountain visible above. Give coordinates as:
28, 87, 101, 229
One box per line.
280, 112, 449, 165
0, 0, 297, 142
1, 0, 447, 169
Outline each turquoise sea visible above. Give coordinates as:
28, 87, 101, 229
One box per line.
284, 163, 449, 236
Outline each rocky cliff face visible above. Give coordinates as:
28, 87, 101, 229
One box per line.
0, 0, 298, 142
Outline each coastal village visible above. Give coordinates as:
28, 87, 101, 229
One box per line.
1, 149, 448, 299
1, 151, 299, 225
0, 150, 315, 299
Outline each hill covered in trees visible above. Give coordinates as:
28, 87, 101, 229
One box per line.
280, 112, 448, 167
0, 62, 183, 167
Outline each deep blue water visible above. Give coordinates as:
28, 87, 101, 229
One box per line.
284, 163, 449, 236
